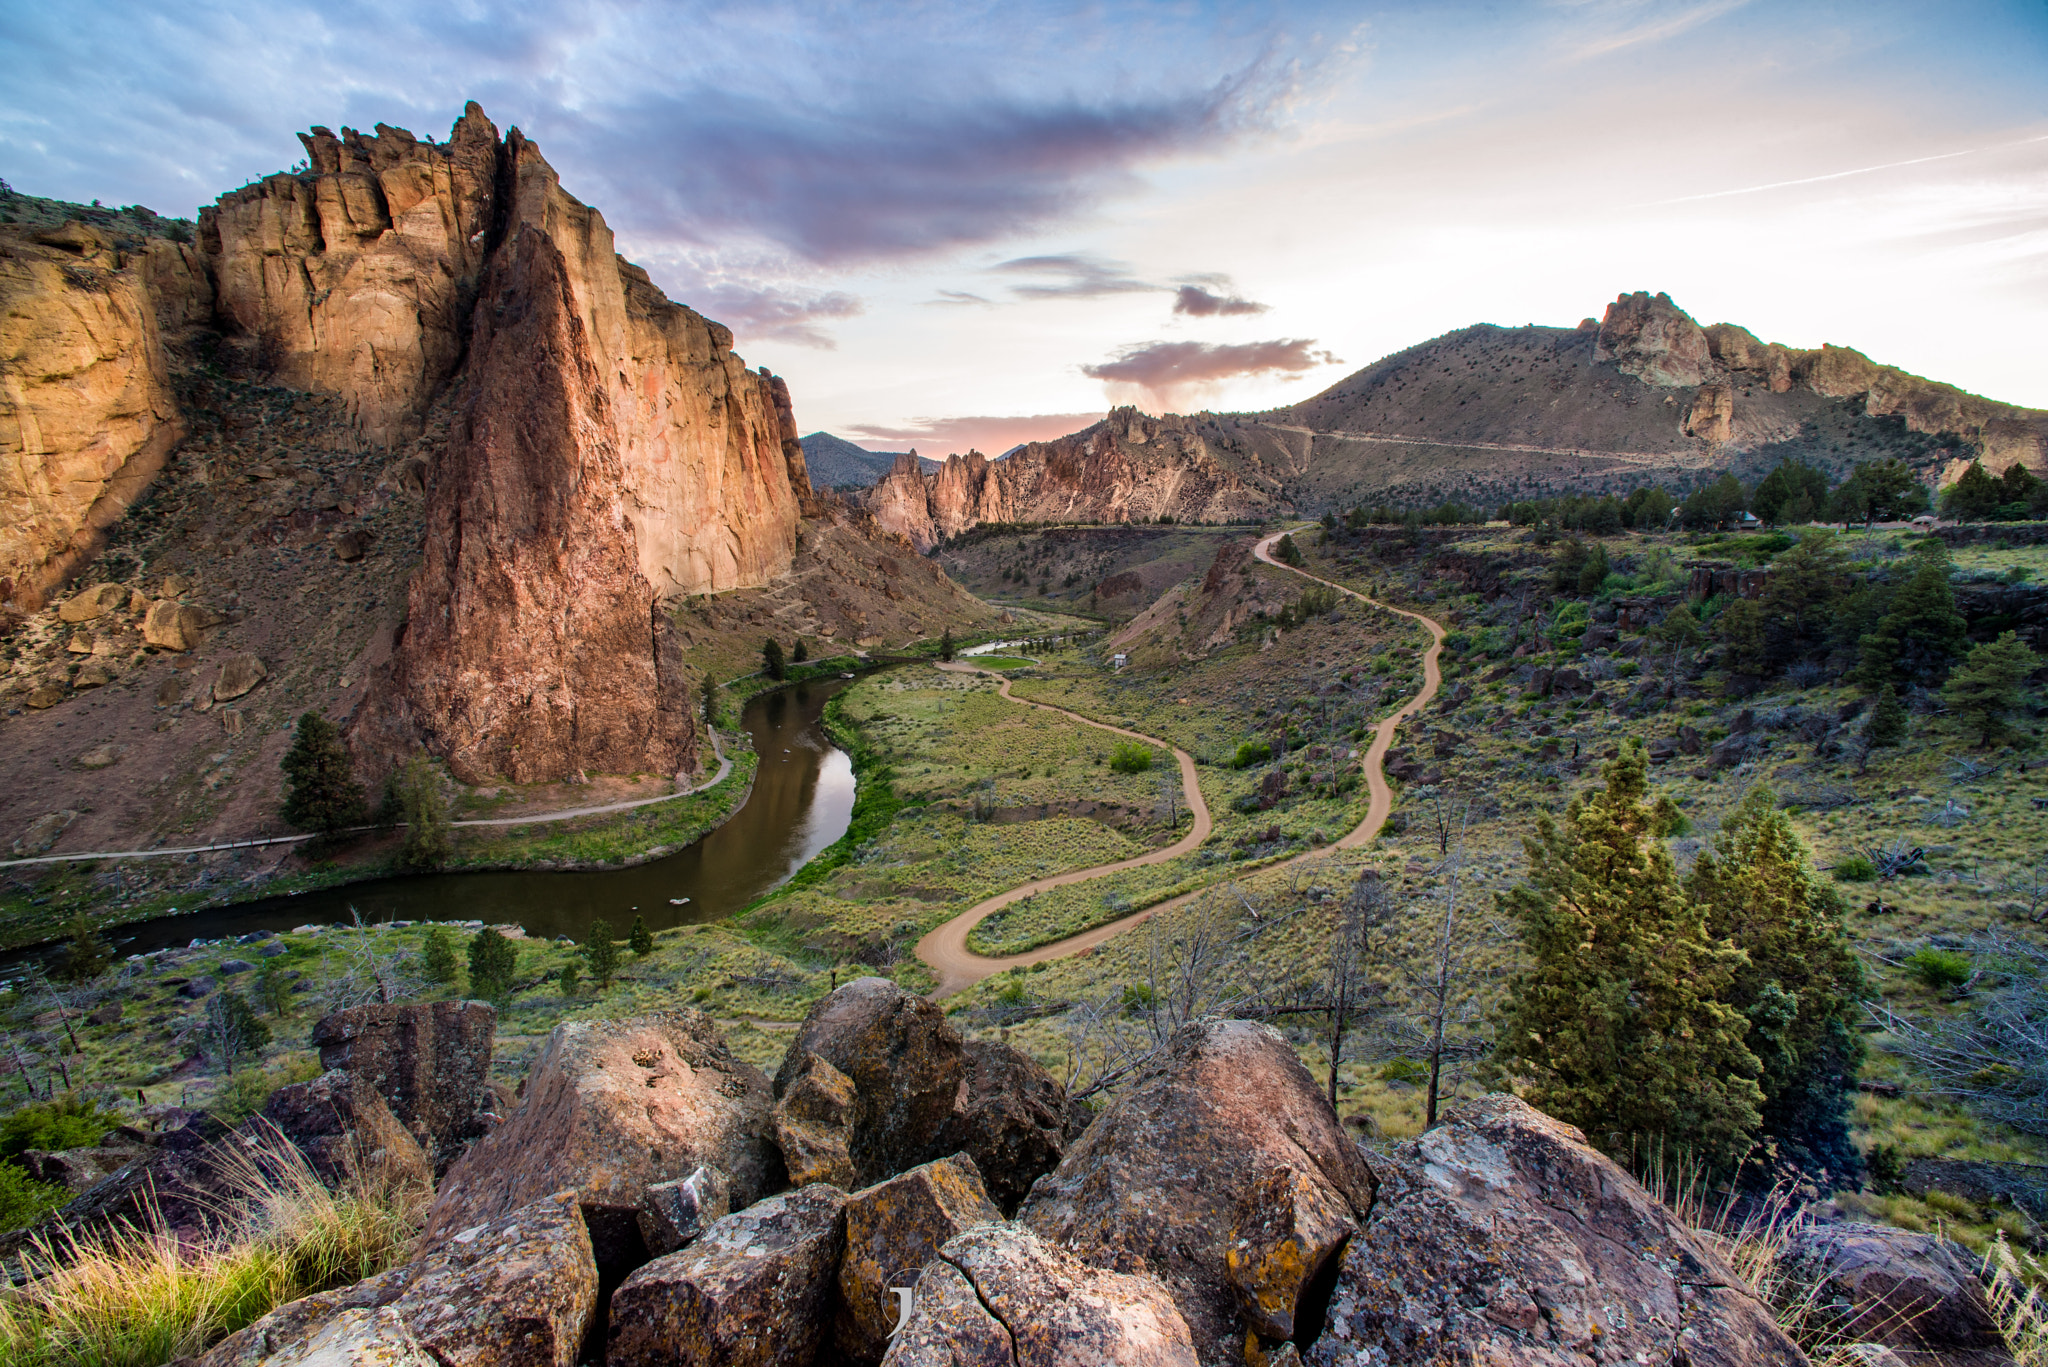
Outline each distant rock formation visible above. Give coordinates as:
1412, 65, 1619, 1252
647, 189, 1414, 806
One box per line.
1597, 290, 1711, 388
862, 408, 1270, 550
0, 221, 211, 611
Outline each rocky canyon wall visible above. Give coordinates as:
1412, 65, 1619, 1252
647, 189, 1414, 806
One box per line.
863, 408, 1271, 551
1600, 290, 2047, 478
0, 220, 210, 612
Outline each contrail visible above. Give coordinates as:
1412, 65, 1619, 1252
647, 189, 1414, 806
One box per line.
1648, 133, 2048, 206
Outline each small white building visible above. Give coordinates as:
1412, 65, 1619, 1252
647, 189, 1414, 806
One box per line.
1111, 652, 1128, 670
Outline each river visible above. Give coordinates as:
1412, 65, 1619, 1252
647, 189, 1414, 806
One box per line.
81, 680, 856, 957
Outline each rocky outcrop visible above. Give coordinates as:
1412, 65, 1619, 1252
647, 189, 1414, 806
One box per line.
837, 1155, 1003, 1363
201, 1190, 597, 1367
1777, 1222, 2013, 1367
261, 1068, 431, 1189
311, 1001, 498, 1171
0, 220, 200, 611
1019, 1019, 1377, 1367
936, 1040, 1073, 1215
608, 1184, 848, 1367
863, 410, 1270, 551
882, 1221, 1200, 1367
772, 977, 966, 1188
1685, 382, 1734, 444
638, 1166, 732, 1257
1310, 1094, 1804, 1367
1597, 290, 1710, 387
425, 1011, 780, 1255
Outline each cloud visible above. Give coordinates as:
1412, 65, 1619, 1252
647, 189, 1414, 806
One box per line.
845, 412, 1105, 457
992, 253, 1159, 299
679, 282, 863, 349
1172, 283, 1270, 316
925, 289, 995, 307
1081, 338, 1342, 408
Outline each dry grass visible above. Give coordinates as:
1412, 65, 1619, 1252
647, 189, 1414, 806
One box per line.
0, 1122, 426, 1367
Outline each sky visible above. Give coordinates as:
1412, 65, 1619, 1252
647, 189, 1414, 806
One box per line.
4, 1, 2044, 456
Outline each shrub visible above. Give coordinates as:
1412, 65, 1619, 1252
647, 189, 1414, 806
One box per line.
628, 916, 655, 958
1108, 742, 1154, 774
1378, 1057, 1430, 1085
0, 1165, 70, 1233
1230, 741, 1272, 769
558, 963, 581, 997
1833, 856, 1877, 883
1907, 948, 1971, 990
0, 1094, 120, 1161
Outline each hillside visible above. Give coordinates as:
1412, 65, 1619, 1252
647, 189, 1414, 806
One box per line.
799, 431, 909, 490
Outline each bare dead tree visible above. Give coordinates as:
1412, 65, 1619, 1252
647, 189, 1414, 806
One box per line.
318, 909, 423, 1012
2002, 858, 2048, 922
1867, 930, 2048, 1135
1418, 786, 1468, 859
1399, 839, 1500, 1128
1324, 871, 1396, 1107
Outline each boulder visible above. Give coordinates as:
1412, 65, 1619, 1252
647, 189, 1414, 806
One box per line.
214, 653, 268, 701
935, 1039, 1072, 1215
261, 1069, 432, 1189
837, 1155, 1003, 1363
1019, 1020, 1376, 1367
1679, 724, 1704, 754
772, 977, 965, 1188
424, 1011, 779, 1259
75, 745, 119, 769
200, 1190, 596, 1367
333, 529, 371, 562
1777, 1222, 2011, 1367
1308, 1094, 1804, 1366
181, 977, 217, 999
58, 583, 131, 623
142, 599, 216, 650
608, 1184, 848, 1367
19, 1141, 146, 1193
638, 1165, 731, 1257
774, 1051, 859, 1188
252, 1306, 437, 1367
312, 1000, 497, 1170
881, 1222, 1198, 1367
219, 958, 255, 975
1228, 1165, 1360, 1341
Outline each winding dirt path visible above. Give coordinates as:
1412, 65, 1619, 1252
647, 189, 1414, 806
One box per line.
916, 529, 1445, 998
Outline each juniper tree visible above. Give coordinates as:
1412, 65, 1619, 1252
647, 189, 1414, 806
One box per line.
421, 927, 458, 985
1686, 787, 1868, 1184
1943, 631, 2041, 748
397, 754, 452, 871
939, 627, 955, 662
281, 712, 367, 832
1491, 743, 1763, 1169
1866, 683, 1907, 748
584, 918, 620, 991
1856, 544, 1967, 689
467, 928, 517, 1001
204, 991, 272, 1074
53, 915, 110, 983
629, 915, 655, 958
763, 638, 787, 681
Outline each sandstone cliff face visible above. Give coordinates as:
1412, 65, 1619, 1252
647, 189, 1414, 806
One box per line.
0, 222, 207, 611
1597, 290, 1709, 387
202, 107, 501, 449
864, 409, 1269, 551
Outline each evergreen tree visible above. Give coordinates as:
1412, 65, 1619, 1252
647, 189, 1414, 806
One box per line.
280, 712, 367, 832
763, 638, 787, 681
467, 928, 518, 1000
254, 957, 294, 1017
1720, 531, 1851, 676
1492, 744, 1763, 1169
1686, 788, 1868, 1184
583, 918, 620, 990
939, 627, 956, 662
1550, 538, 1588, 592
793, 639, 809, 664
1941, 461, 2006, 521
559, 962, 581, 996
1275, 533, 1303, 566
397, 754, 453, 871
52, 915, 110, 983
1751, 460, 1830, 526
1865, 684, 1907, 748
701, 675, 719, 728
421, 927, 458, 985
629, 915, 655, 957
1855, 545, 1967, 688
1576, 542, 1610, 596
1943, 631, 2042, 748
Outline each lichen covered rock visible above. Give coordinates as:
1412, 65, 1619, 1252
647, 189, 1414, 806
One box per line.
837, 1154, 1003, 1363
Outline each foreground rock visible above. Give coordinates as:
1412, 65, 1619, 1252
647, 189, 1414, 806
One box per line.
1308, 1094, 1805, 1366
261, 1068, 431, 1188
937, 1039, 1073, 1214
773, 1052, 859, 1187
608, 1183, 848, 1367
425, 1011, 779, 1260
312, 1001, 498, 1171
837, 1155, 1003, 1363
637, 1165, 732, 1257
773, 978, 966, 1188
1778, 1222, 2012, 1367
881, 1222, 1199, 1367
201, 1190, 596, 1367
1020, 1020, 1375, 1367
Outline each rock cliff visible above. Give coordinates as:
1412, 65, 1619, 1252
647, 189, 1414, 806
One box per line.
862, 408, 1270, 550
0, 219, 209, 611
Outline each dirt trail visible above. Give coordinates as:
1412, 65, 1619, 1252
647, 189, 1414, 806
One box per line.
916, 531, 1445, 998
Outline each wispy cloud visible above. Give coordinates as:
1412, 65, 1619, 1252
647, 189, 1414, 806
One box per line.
845, 411, 1104, 456
1646, 134, 2048, 206
1082, 338, 1341, 408
669, 281, 862, 349
993, 253, 1159, 299
1560, 0, 1752, 64
925, 289, 995, 307
1172, 281, 1269, 316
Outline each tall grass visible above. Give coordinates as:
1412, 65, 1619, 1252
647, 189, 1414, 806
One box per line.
1984, 1236, 2048, 1367
0, 1121, 425, 1367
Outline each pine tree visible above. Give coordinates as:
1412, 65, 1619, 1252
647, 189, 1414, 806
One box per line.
584, 918, 620, 990
763, 638, 787, 681
280, 712, 366, 832
1865, 684, 1907, 748
422, 927, 458, 985
1686, 787, 1868, 1183
793, 639, 809, 664
1943, 630, 2042, 748
629, 915, 655, 958
397, 754, 453, 870
1491, 743, 1763, 1169
467, 928, 517, 1000
53, 915, 110, 983
1855, 546, 1967, 688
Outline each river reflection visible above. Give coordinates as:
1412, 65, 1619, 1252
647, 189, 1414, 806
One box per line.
82, 680, 855, 956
